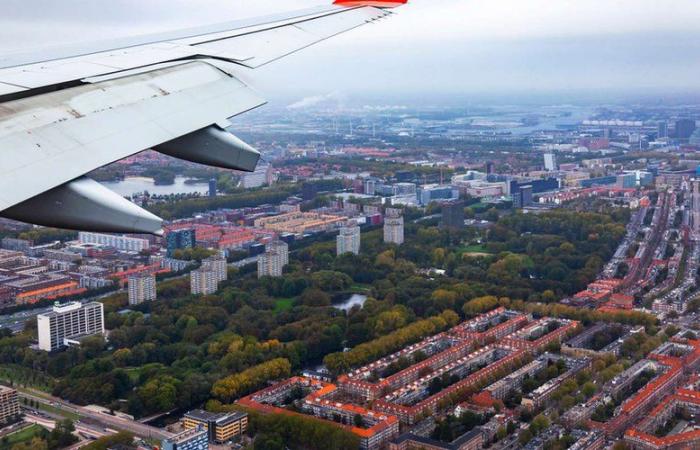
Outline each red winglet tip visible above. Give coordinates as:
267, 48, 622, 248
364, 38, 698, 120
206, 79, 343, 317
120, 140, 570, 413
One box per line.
334, 0, 407, 8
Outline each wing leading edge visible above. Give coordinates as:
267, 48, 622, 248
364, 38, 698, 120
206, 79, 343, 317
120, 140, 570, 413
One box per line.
0, 1, 407, 234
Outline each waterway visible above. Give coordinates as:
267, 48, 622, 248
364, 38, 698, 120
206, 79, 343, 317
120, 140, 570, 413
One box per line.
101, 176, 209, 197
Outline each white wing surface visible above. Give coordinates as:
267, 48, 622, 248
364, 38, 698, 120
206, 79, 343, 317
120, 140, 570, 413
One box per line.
0, 1, 407, 234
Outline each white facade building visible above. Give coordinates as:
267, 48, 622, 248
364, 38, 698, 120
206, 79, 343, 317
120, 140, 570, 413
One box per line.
544, 153, 558, 171
191, 268, 219, 295
37, 302, 104, 351
257, 242, 289, 278
78, 232, 149, 252
383, 215, 404, 245
128, 273, 156, 305
337, 225, 361, 255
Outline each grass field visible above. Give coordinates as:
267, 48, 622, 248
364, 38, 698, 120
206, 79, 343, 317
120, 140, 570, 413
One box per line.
1, 424, 46, 449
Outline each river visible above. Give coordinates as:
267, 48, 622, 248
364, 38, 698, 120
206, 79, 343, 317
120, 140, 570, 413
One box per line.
101, 176, 209, 197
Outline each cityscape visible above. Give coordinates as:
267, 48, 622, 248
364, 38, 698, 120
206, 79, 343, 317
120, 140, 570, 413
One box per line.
2, 1, 700, 450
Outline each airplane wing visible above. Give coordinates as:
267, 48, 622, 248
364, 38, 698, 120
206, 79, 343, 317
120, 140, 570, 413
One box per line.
0, 0, 407, 235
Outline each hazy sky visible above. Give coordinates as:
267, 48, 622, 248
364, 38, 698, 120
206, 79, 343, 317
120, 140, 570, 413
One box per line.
2, 0, 700, 103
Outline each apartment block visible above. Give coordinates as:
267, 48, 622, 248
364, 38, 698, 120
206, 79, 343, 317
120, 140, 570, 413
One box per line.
37, 301, 104, 351
337, 225, 361, 255
128, 273, 156, 305
0, 386, 20, 424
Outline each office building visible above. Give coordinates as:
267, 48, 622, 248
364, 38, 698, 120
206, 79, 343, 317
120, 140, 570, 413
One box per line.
37, 302, 104, 352
78, 232, 149, 252
384, 214, 404, 245
0, 386, 20, 425
658, 121, 668, 139
417, 185, 459, 206
544, 153, 558, 171
191, 268, 219, 295
258, 240, 289, 278
128, 273, 156, 305
579, 175, 617, 188
675, 119, 697, 140
162, 425, 209, 450
617, 173, 637, 189
337, 225, 361, 255
208, 178, 217, 198
440, 201, 465, 230
184, 410, 248, 443
166, 229, 196, 257
485, 161, 495, 174
513, 185, 533, 209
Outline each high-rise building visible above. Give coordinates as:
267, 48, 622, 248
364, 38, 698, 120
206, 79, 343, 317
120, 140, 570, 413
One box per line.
417, 185, 459, 206
337, 225, 361, 255
201, 255, 227, 283
383, 214, 404, 245
37, 302, 104, 352
257, 241, 289, 278
544, 153, 558, 171
675, 119, 697, 140
658, 121, 668, 139
441, 201, 465, 230
166, 229, 196, 257
485, 161, 495, 174
162, 425, 209, 450
128, 273, 156, 305
0, 386, 20, 425
364, 178, 377, 195
191, 268, 219, 295
208, 178, 217, 198
266, 240, 289, 267
78, 232, 149, 252
513, 185, 533, 209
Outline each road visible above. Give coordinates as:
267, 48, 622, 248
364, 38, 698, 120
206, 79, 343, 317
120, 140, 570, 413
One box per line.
19, 388, 173, 441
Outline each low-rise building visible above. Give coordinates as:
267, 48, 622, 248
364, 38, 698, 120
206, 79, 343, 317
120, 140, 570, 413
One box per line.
183, 409, 248, 443
162, 425, 208, 450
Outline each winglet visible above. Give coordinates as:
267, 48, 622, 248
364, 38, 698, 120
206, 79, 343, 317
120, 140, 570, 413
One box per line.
334, 0, 407, 8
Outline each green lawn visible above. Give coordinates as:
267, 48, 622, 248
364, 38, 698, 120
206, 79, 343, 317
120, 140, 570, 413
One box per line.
273, 298, 294, 313
1, 424, 46, 449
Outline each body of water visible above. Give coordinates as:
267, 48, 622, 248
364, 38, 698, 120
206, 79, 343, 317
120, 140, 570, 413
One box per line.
102, 176, 209, 197
335, 294, 368, 312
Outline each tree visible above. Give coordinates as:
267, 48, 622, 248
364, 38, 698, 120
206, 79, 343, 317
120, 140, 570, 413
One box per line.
47, 419, 78, 449
519, 429, 533, 445
353, 414, 363, 427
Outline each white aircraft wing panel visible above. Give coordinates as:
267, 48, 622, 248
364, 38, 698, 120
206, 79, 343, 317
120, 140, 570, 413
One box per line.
0, 61, 265, 212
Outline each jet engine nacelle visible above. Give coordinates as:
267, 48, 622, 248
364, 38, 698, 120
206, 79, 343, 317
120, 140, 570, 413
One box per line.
154, 125, 260, 172
1, 177, 164, 235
